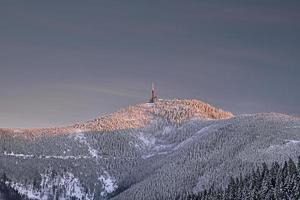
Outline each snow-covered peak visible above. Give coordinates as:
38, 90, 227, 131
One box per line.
73, 99, 233, 132
0, 99, 233, 137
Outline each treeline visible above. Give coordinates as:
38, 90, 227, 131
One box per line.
0, 173, 25, 200
187, 157, 300, 200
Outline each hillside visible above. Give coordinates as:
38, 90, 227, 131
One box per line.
0, 99, 299, 200
0, 99, 233, 137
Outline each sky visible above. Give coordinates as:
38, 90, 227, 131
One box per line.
0, 1, 299, 128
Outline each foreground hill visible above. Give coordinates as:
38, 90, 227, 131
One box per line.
0, 99, 299, 199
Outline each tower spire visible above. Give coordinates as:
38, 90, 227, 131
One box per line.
149, 82, 157, 103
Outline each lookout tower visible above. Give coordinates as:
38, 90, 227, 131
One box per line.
149, 83, 158, 103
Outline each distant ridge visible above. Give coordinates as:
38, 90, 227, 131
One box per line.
0, 99, 233, 138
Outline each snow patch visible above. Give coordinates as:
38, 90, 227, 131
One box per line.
74, 133, 100, 158
173, 124, 217, 151
142, 151, 169, 159
143, 103, 154, 107
285, 126, 300, 129
13, 129, 24, 133
267, 139, 300, 151
3, 151, 90, 160
75, 128, 84, 133
162, 126, 173, 135
40, 155, 90, 160
285, 139, 300, 144
4, 151, 34, 159
137, 132, 156, 146
98, 171, 118, 196
8, 171, 92, 200
142, 124, 218, 159
8, 182, 40, 199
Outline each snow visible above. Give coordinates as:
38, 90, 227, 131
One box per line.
285, 126, 300, 129
142, 153, 156, 159
143, 103, 154, 107
137, 132, 156, 146
152, 144, 173, 151
2, 106, 300, 199
3, 151, 90, 160
137, 131, 169, 159
162, 126, 173, 135
2, 151, 134, 160
173, 124, 217, 151
9, 171, 94, 200
267, 139, 300, 151
142, 151, 169, 159
75, 128, 84, 133
141, 123, 218, 159
73, 133, 86, 143
193, 176, 208, 193
40, 155, 90, 160
285, 139, 300, 144
4, 151, 34, 158
8, 182, 40, 200
74, 133, 100, 158
98, 171, 118, 196
58, 172, 90, 199
13, 129, 24, 133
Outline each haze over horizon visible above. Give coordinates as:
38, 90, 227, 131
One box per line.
0, 1, 299, 128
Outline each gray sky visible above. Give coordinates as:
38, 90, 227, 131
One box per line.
0, 1, 299, 128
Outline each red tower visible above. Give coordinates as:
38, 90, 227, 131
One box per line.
149, 83, 157, 103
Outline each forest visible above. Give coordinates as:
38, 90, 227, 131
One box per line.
1, 157, 300, 200
187, 157, 300, 200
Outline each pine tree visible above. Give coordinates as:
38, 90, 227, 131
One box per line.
288, 158, 297, 176
260, 170, 270, 198
227, 177, 237, 200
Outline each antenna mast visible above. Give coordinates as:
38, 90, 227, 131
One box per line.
149, 82, 157, 103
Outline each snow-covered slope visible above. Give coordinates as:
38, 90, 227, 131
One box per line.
0, 99, 299, 199
0, 99, 233, 137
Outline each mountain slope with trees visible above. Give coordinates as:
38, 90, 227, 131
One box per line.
0, 99, 299, 199
187, 157, 300, 200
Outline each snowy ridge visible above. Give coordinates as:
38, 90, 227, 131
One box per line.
0, 99, 233, 138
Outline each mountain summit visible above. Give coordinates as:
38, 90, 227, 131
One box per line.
0, 99, 233, 137
74, 99, 234, 132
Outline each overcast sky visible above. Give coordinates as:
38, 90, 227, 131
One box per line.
0, 1, 299, 128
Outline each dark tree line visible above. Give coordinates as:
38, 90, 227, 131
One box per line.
0, 173, 25, 200
188, 157, 300, 200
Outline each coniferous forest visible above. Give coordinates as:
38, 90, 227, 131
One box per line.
187, 157, 300, 200
1, 157, 300, 199
0, 173, 24, 200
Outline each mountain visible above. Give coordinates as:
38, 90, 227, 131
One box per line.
0, 99, 233, 137
0, 99, 299, 200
